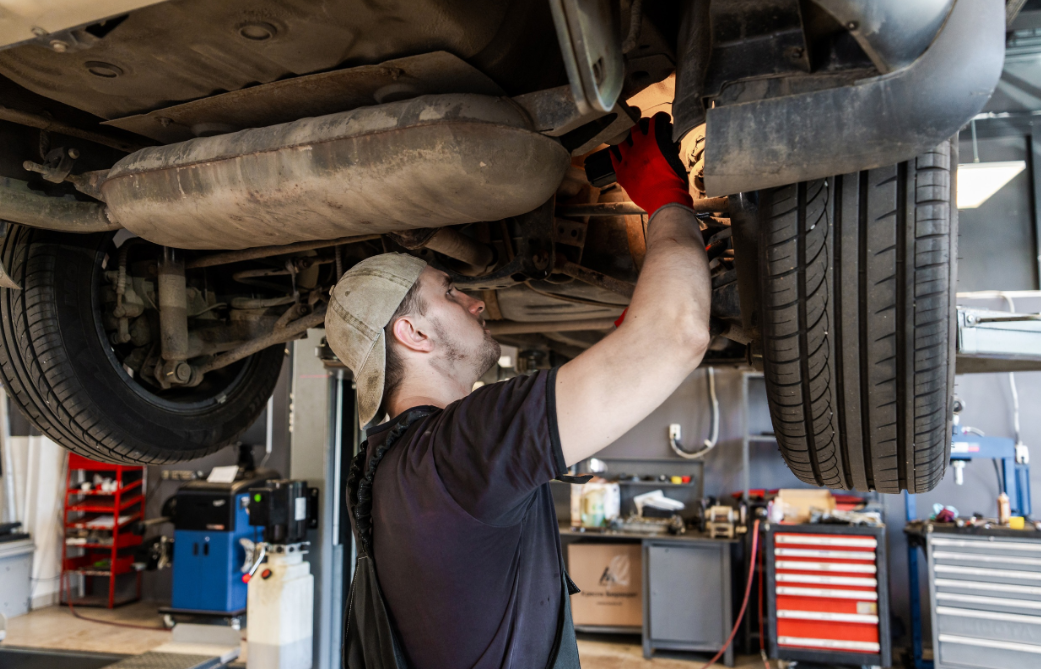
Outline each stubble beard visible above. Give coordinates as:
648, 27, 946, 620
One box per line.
431, 318, 501, 383
475, 330, 502, 379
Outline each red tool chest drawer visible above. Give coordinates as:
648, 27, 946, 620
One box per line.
766, 524, 890, 666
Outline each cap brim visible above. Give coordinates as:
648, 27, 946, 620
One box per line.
355, 331, 386, 428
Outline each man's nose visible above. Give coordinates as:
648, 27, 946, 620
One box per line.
466, 294, 485, 316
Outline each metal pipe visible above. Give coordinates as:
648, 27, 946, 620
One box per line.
486, 318, 617, 335
555, 197, 729, 217
0, 178, 120, 233
186, 235, 381, 269
0, 106, 145, 154
558, 261, 635, 299
194, 308, 326, 376
230, 296, 296, 310
390, 227, 495, 276
232, 268, 291, 280
158, 248, 189, 362
424, 229, 495, 275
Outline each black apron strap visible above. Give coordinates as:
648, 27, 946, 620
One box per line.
343, 408, 434, 669
545, 535, 582, 669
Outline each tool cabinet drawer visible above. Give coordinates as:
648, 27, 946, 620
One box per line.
927, 532, 1041, 668
765, 524, 890, 667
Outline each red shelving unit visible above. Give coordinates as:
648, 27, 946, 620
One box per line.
61, 453, 145, 608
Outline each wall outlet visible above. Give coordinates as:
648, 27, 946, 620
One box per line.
668, 424, 682, 442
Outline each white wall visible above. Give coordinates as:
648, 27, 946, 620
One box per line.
0, 419, 68, 610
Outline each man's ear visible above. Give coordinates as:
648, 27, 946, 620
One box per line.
390, 315, 432, 354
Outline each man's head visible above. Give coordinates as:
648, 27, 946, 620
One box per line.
326, 253, 500, 426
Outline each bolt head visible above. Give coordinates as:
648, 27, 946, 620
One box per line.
67, 148, 80, 159
847, 21, 859, 31
50, 40, 68, 53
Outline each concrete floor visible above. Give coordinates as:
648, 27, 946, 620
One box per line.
3, 602, 760, 667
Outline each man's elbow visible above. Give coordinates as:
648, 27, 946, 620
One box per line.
683, 320, 711, 367
666, 311, 711, 368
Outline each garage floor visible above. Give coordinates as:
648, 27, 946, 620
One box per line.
2, 603, 760, 668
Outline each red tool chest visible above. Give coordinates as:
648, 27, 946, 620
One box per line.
765, 523, 890, 667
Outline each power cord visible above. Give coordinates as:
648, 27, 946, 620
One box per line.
65, 598, 169, 631
669, 367, 719, 459
698, 518, 760, 669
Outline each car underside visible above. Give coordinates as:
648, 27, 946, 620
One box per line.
0, 0, 1007, 493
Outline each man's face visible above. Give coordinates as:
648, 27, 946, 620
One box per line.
414, 267, 501, 382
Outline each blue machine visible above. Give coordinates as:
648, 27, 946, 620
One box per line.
950, 431, 1031, 516
170, 474, 273, 614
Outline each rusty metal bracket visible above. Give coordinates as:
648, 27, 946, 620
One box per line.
445, 200, 556, 291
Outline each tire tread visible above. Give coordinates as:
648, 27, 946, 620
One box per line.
759, 140, 957, 493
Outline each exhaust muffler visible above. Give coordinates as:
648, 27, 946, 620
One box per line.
97, 94, 570, 250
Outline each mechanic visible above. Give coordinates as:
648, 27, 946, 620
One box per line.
329, 113, 712, 668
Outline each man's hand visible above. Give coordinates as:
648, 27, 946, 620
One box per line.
556, 116, 710, 467
610, 112, 693, 216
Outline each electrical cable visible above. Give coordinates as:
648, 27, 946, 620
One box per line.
60, 510, 168, 632
698, 518, 761, 669
65, 598, 169, 631
999, 294, 1023, 447
669, 367, 719, 459
993, 459, 1006, 496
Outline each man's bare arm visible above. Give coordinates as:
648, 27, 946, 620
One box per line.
555, 204, 711, 466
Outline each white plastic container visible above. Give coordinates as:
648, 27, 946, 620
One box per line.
579, 482, 620, 528
247, 547, 314, 669
0, 538, 33, 619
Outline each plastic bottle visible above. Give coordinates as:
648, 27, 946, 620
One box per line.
998, 492, 1011, 525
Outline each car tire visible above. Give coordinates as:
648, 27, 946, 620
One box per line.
757, 139, 957, 494
0, 226, 285, 464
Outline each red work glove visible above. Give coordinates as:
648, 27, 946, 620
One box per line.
609, 112, 693, 217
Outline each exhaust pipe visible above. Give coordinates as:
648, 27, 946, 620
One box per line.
99, 94, 571, 250
0, 178, 119, 234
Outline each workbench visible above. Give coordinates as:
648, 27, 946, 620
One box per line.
559, 526, 739, 666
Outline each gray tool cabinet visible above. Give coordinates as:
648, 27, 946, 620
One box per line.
643, 538, 735, 665
926, 527, 1041, 669
560, 529, 737, 666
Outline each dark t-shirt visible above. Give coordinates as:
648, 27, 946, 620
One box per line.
360, 368, 568, 669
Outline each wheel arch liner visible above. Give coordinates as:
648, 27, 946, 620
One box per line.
701, 0, 1003, 196
100, 94, 571, 250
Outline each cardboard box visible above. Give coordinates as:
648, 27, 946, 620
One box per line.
568, 543, 642, 628
775, 488, 835, 524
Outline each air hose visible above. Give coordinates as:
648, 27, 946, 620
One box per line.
698, 518, 762, 669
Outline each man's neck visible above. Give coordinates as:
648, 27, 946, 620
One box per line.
387, 366, 473, 418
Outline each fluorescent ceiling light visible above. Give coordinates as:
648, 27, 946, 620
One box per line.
957, 161, 1026, 209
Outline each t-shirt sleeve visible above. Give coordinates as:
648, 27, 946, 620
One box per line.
430, 367, 566, 525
